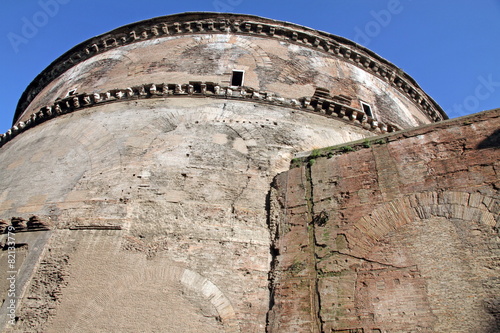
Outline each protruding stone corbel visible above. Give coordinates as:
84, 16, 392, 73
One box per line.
369, 119, 379, 129
161, 23, 169, 34
349, 109, 358, 121
93, 93, 102, 103
11, 217, 27, 229
82, 95, 91, 105
151, 26, 160, 36
313, 98, 324, 112
130, 31, 139, 40
173, 22, 181, 33
301, 97, 311, 108
252, 91, 262, 100
174, 84, 185, 94
219, 20, 227, 32
36, 110, 45, 122
54, 103, 63, 114
30, 113, 38, 125
239, 88, 247, 98
27, 215, 50, 230
43, 106, 53, 117
214, 85, 221, 95
126, 87, 134, 97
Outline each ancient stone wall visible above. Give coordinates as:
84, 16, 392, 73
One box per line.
268, 109, 499, 332
0, 97, 375, 332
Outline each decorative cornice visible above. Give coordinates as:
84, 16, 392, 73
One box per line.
1, 82, 401, 149
13, 12, 446, 125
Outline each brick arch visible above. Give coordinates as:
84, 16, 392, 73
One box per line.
346, 191, 498, 258
69, 264, 240, 333
177, 34, 272, 69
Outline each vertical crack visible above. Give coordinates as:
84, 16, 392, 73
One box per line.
304, 162, 324, 333
265, 187, 277, 332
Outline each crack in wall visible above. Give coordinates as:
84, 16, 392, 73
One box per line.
304, 163, 324, 333
318, 249, 415, 271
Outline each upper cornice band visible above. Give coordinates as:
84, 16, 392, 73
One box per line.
13, 12, 447, 125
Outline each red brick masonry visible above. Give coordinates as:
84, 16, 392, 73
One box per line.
268, 109, 500, 332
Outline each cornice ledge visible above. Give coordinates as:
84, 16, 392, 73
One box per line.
1, 82, 401, 149
13, 12, 446, 125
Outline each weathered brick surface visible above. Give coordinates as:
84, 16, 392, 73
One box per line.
269, 109, 500, 332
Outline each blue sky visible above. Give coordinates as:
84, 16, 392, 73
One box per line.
1, 0, 499, 133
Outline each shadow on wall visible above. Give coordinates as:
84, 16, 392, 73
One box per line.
477, 129, 500, 149
485, 296, 500, 333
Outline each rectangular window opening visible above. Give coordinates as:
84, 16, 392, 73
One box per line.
361, 101, 374, 118
231, 70, 244, 87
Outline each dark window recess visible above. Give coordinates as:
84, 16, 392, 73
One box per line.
361, 102, 373, 118
231, 71, 244, 86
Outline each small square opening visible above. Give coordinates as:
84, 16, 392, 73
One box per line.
361, 101, 374, 118
231, 70, 244, 87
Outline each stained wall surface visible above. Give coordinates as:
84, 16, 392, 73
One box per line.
269, 109, 500, 332
0, 98, 374, 332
